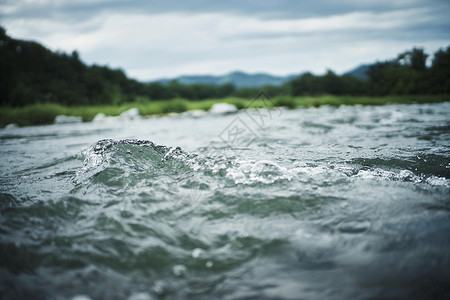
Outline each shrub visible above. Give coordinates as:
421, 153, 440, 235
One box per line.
274, 97, 297, 109
161, 99, 188, 113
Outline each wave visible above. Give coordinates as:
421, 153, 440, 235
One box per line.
72, 139, 449, 208
74, 139, 296, 193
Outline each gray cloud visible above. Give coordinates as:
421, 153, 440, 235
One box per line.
2, 0, 449, 21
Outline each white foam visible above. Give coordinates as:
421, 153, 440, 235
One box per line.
54, 115, 82, 124
426, 176, 449, 186
226, 159, 292, 185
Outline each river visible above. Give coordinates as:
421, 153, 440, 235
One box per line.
1, 102, 449, 299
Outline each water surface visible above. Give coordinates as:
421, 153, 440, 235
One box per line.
1, 103, 449, 299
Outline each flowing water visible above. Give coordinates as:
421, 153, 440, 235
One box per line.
0, 103, 449, 299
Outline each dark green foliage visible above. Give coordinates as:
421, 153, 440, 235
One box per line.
0, 27, 130, 106
363, 47, 449, 96
230, 87, 261, 98
288, 47, 449, 97
0, 28, 240, 106
225, 98, 246, 109
429, 46, 450, 94
274, 97, 296, 109
397, 48, 428, 71
161, 99, 187, 113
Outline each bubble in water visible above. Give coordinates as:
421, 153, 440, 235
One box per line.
172, 264, 187, 277
192, 248, 203, 258
206, 260, 213, 268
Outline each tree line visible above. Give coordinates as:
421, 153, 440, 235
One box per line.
1, 26, 449, 107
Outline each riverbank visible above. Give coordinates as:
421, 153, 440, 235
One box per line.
1, 95, 449, 127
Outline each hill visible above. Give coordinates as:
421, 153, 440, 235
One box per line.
156, 71, 298, 88
344, 64, 370, 79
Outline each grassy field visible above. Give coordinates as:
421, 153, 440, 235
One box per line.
1, 95, 449, 127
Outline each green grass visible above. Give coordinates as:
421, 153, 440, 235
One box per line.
1, 95, 449, 127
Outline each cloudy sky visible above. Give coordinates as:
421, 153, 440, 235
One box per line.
1, 0, 449, 81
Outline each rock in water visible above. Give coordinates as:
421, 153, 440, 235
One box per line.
209, 103, 237, 114
4, 123, 18, 129
120, 108, 140, 120
92, 113, 107, 122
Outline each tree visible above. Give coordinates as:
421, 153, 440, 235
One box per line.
429, 46, 450, 94
322, 70, 343, 95
432, 46, 450, 69
397, 47, 428, 71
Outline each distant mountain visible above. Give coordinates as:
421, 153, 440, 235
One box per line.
155, 66, 373, 88
155, 71, 298, 88
344, 64, 370, 80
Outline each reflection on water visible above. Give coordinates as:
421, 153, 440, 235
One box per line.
0, 103, 449, 299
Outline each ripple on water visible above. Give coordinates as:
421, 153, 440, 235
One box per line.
1, 102, 450, 299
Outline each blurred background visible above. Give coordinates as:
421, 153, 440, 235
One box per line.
1, 0, 449, 80
0, 0, 449, 126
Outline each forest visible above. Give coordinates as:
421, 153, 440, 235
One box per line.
1, 26, 449, 108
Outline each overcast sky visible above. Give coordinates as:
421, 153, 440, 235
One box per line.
1, 0, 449, 81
